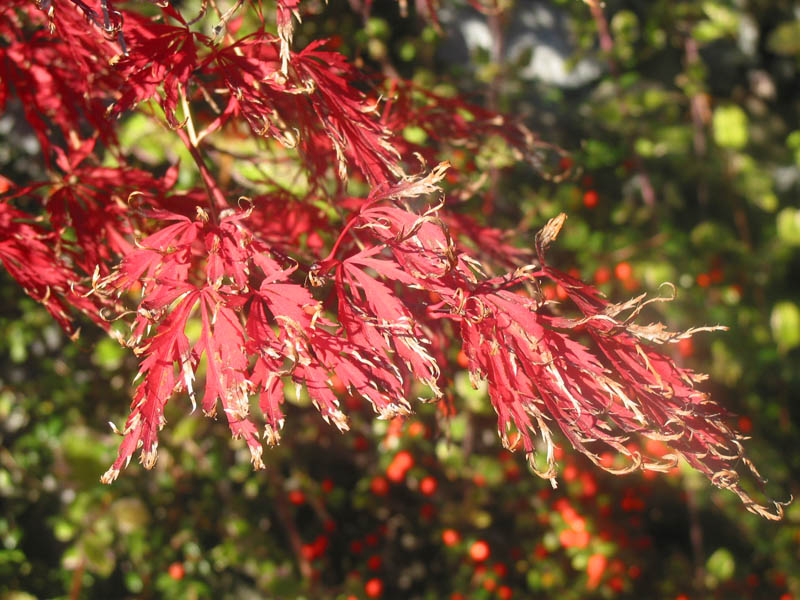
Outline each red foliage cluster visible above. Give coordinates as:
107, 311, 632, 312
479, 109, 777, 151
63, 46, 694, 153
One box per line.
0, 0, 786, 518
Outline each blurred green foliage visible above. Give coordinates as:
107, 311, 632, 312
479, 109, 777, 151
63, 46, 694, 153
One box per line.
1, 0, 799, 599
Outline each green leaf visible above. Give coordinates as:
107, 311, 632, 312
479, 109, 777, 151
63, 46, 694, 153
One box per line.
92, 337, 126, 371
111, 498, 151, 535
776, 208, 800, 246
770, 301, 800, 352
713, 105, 748, 149
706, 547, 735, 582
766, 21, 800, 55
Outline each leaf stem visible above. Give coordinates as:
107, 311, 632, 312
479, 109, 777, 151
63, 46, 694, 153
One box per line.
175, 127, 226, 223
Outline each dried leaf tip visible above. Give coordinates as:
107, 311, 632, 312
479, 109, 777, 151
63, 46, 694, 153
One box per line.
535, 213, 567, 261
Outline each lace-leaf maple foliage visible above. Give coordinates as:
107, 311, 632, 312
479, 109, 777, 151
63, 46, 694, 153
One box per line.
0, 0, 788, 519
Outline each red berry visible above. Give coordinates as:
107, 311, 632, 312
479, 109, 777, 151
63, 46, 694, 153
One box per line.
393, 450, 414, 471
586, 553, 607, 588
469, 540, 491, 562
288, 490, 305, 505
442, 528, 461, 546
321, 478, 334, 493
301, 543, 316, 561
497, 585, 513, 600
419, 476, 438, 496
367, 554, 382, 570
330, 373, 346, 395
559, 156, 573, 171
365, 577, 383, 598
738, 416, 753, 433
386, 463, 407, 482
167, 562, 185, 580
370, 476, 389, 496
583, 189, 599, 208
696, 272, 711, 287
457, 349, 469, 368
594, 266, 611, 284
677, 337, 694, 358
608, 576, 624, 592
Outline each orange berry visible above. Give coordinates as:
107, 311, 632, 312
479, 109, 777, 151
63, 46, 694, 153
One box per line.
457, 349, 469, 368
469, 540, 491, 562
614, 261, 633, 281
573, 530, 590, 548
420, 476, 438, 496
442, 528, 461, 546
407, 421, 426, 437
586, 553, 607, 588
365, 577, 384, 598
677, 337, 694, 358
696, 272, 711, 287
168, 562, 185, 580
330, 373, 346, 395
393, 450, 414, 471
559, 529, 577, 547
482, 577, 497, 592
386, 463, 407, 483
594, 266, 611, 284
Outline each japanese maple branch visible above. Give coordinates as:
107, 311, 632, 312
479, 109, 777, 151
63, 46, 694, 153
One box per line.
583, 0, 617, 76
175, 127, 227, 222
